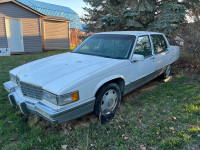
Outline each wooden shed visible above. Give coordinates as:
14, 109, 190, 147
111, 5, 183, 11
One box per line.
0, 0, 72, 53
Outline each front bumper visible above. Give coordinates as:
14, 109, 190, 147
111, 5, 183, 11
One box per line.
3, 81, 95, 124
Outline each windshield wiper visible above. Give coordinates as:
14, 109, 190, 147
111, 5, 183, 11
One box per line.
73, 52, 127, 59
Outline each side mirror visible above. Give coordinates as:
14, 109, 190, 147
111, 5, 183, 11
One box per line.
131, 54, 144, 62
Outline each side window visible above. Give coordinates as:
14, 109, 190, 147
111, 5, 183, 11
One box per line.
134, 36, 152, 58
151, 35, 168, 54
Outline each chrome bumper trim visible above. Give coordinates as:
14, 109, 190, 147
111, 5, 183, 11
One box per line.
4, 81, 95, 124
4, 81, 16, 93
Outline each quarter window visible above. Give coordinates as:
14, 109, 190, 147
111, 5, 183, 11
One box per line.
151, 35, 168, 54
134, 36, 152, 57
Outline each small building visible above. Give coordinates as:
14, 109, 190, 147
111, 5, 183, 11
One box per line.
0, 0, 82, 53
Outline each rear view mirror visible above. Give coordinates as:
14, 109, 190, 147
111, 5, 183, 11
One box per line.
131, 54, 144, 62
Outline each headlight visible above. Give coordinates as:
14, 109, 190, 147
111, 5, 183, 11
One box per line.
43, 90, 58, 105
58, 91, 79, 106
10, 73, 17, 83
42, 90, 79, 106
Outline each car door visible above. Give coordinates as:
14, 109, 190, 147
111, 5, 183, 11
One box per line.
128, 35, 155, 92
150, 34, 170, 71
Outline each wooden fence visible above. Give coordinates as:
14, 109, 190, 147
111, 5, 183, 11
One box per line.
70, 29, 87, 48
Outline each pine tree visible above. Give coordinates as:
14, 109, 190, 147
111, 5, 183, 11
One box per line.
182, 0, 200, 21
82, 0, 187, 35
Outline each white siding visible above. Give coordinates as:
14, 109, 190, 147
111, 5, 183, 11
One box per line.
0, 2, 42, 52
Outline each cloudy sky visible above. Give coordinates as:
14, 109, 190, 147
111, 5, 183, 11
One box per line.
38, 0, 88, 17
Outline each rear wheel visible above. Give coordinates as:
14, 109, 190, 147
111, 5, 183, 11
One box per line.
163, 65, 172, 79
94, 83, 121, 117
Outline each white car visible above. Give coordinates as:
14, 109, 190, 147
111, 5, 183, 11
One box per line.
4, 31, 180, 124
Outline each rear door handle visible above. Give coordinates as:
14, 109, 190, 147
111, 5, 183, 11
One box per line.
150, 57, 155, 60
166, 51, 170, 54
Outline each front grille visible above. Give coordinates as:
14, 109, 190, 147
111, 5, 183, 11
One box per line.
20, 82, 42, 100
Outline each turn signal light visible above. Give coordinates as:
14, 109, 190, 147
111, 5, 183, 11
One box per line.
72, 92, 79, 101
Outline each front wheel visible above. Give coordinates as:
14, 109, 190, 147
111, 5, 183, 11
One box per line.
94, 83, 121, 117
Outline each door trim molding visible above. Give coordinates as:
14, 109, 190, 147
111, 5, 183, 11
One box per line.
124, 67, 166, 95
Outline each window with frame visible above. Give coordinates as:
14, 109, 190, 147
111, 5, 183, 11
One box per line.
134, 36, 152, 57
74, 34, 136, 59
151, 35, 168, 54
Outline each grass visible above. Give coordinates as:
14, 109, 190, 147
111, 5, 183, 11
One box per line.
0, 50, 200, 149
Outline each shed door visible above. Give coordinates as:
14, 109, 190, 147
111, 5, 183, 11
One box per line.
5, 19, 24, 52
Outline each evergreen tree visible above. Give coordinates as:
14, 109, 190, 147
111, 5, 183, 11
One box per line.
82, 0, 187, 35
182, 0, 200, 21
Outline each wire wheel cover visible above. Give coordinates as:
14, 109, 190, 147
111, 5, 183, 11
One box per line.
101, 89, 118, 111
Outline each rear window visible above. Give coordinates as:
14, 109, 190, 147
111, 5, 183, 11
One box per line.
151, 35, 168, 54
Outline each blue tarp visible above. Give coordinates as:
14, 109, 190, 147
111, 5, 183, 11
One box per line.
16, 0, 82, 29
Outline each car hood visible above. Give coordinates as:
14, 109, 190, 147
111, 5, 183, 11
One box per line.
11, 52, 125, 94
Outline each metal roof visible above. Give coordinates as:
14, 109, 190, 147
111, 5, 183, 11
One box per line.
45, 15, 73, 22
96, 31, 162, 36
16, 0, 82, 29
80, 24, 86, 32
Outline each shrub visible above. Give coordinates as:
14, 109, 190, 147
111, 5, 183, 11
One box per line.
181, 21, 200, 58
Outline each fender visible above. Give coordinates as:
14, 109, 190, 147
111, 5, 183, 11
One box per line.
93, 74, 125, 96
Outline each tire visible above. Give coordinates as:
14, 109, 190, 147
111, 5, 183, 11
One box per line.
94, 83, 121, 117
163, 64, 172, 79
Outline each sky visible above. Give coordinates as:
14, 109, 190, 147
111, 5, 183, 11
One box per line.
38, 0, 88, 17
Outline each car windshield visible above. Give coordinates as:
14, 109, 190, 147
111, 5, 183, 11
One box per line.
73, 34, 136, 59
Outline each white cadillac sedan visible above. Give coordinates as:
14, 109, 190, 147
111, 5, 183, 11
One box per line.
4, 31, 180, 124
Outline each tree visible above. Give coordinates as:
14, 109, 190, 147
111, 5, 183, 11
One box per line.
182, 0, 200, 21
82, 0, 187, 35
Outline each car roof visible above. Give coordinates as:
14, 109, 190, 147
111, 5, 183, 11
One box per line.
95, 31, 162, 36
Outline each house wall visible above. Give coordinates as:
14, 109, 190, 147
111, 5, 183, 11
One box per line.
44, 20, 70, 50
0, 2, 42, 52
